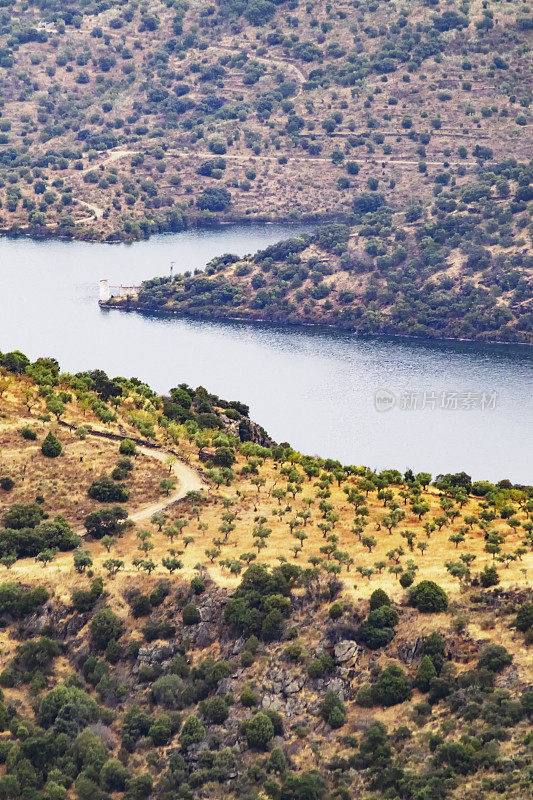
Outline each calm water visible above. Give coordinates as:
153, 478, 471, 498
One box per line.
1, 227, 532, 483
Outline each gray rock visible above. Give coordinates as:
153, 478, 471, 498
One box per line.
334, 640, 360, 663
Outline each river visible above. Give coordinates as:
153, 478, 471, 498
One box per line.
1, 225, 532, 483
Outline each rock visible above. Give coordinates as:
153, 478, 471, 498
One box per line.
138, 642, 181, 665
334, 640, 360, 664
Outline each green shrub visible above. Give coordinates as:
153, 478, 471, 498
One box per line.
180, 714, 205, 748
369, 589, 390, 610
409, 581, 448, 613
21, 426, 37, 440
477, 644, 512, 673
515, 602, 533, 633
90, 608, 123, 649
0, 478, 14, 492
200, 696, 228, 724
356, 684, 374, 707
329, 602, 343, 619
240, 683, 259, 707
182, 603, 201, 625
480, 565, 500, 587
243, 712, 274, 750
414, 655, 437, 692
88, 477, 129, 503
319, 690, 346, 728
371, 664, 412, 706
119, 439, 136, 455
41, 431, 62, 457
101, 758, 129, 791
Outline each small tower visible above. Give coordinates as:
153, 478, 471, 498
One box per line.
99, 279, 111, 303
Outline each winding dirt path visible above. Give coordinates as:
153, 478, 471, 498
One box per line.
68, 431, 205, 536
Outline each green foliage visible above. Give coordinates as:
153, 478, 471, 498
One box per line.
182, 603, 201, 625
371, 664, 412, 706
41, 431, 62, 457
88, 477, 130, 503
318, 690, 346, 728
409, 580, 448, 613
242, 712, 274, 749
90, 607, 123, 649
180, 714, 205, 748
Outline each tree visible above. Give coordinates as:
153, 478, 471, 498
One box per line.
362, 535, 377, 552
414, 655, 437, 691
449, 531, 465, 549
371, 664, 412, 706
73, 549, 93, 573
409, 581, 448, 613
101, 535, 117, 553
180, 715, 205, 749
84, 506, 128, 538
151, 513, 166, 531
41, 431, 62, 458
36, 548, 58, 567
88, 477, 129, 503
162, 555, 182, 574
243, 712, 274, 750
102, 558, 124, 577
160, 478, 176, 495
46, 396, 65, 421
90, 608, 123, 649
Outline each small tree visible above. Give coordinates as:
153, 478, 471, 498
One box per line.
41, 431, 62, 458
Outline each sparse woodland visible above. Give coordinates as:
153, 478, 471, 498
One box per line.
0, 0, 530, 240
0, 350, 531, 800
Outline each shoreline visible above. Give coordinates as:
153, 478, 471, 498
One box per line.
99, 301, 533, 350
0, 211, 335, 245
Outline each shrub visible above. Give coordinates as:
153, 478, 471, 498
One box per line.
88, 477, 129, 503
423, 632, 445, 674
180, 714, 205, 748
41, 431, 62, 457
515, 602, 533, 633
240, 683, 259, 707
319, 690, 346, 728
21, 426, 37, 440
414, 655, 437, 692
182, 603, 201, 625
480, 565, 500, 587
371, 664, 412, 706
190, 576, 205, 595
101, 758, 129, 791
307, 652, 334, 678
409, 581, 448, 613
0, 478, 14, 492
356, 684, 374, 707
119, 439, 136, 455
151, 674, 183, 709
90, 608, 123, 649
477, 644, 512, 673
200, 696, 228, 724
243, 712, 274, 749
329, 602, 343, 620
369, 589, 390, 610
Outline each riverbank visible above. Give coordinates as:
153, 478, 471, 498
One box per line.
101, 300, 533, 349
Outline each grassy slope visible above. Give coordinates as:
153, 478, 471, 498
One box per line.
0, 367, 531, 800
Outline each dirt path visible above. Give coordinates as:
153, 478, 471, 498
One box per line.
124, 445, 205, 528
77, 199, 104, 221
67, 431, 205, 536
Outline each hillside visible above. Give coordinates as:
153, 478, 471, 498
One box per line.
106, 162, 533, 343
0, 0, 530, 239
0, 350, 531, 800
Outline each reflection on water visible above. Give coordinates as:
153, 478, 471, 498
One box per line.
1, 226, 532, 482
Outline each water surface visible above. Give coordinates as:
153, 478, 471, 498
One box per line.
1, 227, 531, 482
